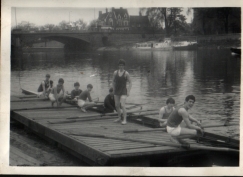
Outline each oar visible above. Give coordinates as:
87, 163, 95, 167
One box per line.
18, 95, 38, 99
11, 105, 77, 111
201, 121, 238, 128
69, 133, 239, 153
123, 123, 239, 133
66, 108, 157, 120
124, 128, 166, 133
48, 115, 118, 124
11, 99, 45, 102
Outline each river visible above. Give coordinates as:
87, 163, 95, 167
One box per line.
11, 48, 241, 137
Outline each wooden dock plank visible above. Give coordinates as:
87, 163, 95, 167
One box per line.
11, 95, 238, 166
105, 146, 182, 156
10, 146, 42, 166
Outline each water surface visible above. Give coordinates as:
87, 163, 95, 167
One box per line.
11, 48, 241, 137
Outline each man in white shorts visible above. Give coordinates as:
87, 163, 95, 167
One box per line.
166, 95, 203, 144
49, 78, 66, 107
78, 84, 98, 112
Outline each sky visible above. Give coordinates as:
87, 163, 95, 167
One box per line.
11, 7, 192, 28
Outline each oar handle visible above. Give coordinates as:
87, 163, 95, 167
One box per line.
71, 133, 105, 138
123, 129, 139, 133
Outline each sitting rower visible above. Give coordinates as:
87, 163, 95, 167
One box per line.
37, 74, 53, 98
78, 84, 98, 112
158, 97, 175, 127
49, 78, 67, 107
70, 82, 82, 102
104, 87, 116, 113
166, 95, 203, 144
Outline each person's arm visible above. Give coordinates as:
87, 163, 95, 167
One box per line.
87, 92, 92, 102
62, 85, 65, 96
76, 90, 82, 99
158, 107, 165, 122
54, 87, 58, 104
179, 108, 203, 133
126, 72, 132, 97
71, 90, 75, 99
112, 71, 117, 93
188, 115, 201, 126
41, 81, 46, 95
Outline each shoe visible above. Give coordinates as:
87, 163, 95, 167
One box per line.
121, 121, 127, 125
114, 118, 121, 122
81, 108, 87, 113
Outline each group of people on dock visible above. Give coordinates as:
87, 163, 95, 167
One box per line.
38, 59, 132, 125
37, 59, 203, 144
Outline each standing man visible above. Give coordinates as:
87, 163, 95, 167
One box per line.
166, 95, 203, 144
113, 59, 132, 125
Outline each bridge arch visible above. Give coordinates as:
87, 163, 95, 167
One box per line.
12, 33, 91, 51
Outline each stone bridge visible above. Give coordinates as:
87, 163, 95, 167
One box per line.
11, 31, 164, 50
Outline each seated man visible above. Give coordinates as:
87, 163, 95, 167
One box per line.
37, 74, 53, 98
70, 82, 82, 102
49, 78, 67, 107
104, 88, 116, 113
78, 84, 98, 112
158, 97, 175, 127
166, 95, 203, 144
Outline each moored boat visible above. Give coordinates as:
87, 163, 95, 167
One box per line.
172, 41, 198, 50
230, 47, 241, 55
134, 38, 172, 50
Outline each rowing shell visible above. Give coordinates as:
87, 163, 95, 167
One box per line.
21, 88, 41, 96
20, 88, 142, 112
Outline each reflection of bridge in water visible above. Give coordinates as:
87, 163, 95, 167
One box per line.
11, 31, 164, 51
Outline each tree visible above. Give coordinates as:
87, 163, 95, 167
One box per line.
17, 21, 36, 31
44, 24, 55, 31
58, 20, 69, 30
192, 8, 241, 35
141, 8, 188, 36
87, 19, 98, 31
216, 8, 232, 34
75, 19, 87, 30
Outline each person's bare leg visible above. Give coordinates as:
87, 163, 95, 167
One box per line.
58, 94, 66, 106
170, 127, 197, 144
120, 95, 127, 124
114, 95, 122, 122
82, 102, 97, 110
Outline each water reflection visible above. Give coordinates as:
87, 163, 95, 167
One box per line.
11, 48, 240, 136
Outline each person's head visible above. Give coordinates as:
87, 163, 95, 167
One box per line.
87, 84, 93, 91
118, 59, 125, 70
185, 95, 196, 109
109, 87, 114, 96
166, 97, 175, 108
58, 78, 64, 86
74, 82, 80, 90
45, 74, 50, 81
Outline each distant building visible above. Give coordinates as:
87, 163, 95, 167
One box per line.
97, 8, 150, 32
98, 7, 130, 31
129, 12, 150, 31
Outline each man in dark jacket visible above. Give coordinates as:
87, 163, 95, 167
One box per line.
104, 87, 116, 113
